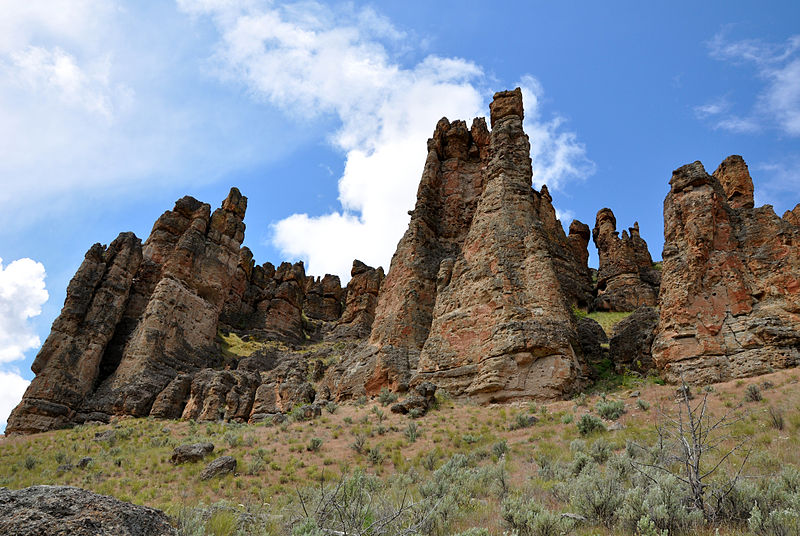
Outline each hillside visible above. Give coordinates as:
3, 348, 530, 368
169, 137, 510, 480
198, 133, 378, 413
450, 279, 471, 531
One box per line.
2, 365, 798, 535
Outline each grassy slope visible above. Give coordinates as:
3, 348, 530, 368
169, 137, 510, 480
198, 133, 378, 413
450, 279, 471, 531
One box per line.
2, 367, 799, 534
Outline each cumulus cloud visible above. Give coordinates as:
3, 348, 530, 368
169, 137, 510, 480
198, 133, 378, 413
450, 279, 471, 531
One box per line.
0, 1, 300, 230
180, 1, 594, 279
702, 32, 800, 136
0, 258, 49, 363
0, 370, 30, 432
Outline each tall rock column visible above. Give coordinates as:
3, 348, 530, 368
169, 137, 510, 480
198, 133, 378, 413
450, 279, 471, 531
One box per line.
357, 116, 491, 393
84, 188, 248, 417
592, 208, 660, 311
652, 157, 800, 383
6, 234, 143, 434
416, 89, 585, 401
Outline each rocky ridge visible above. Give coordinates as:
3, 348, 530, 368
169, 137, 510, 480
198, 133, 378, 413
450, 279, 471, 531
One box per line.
9, 91, 800, 435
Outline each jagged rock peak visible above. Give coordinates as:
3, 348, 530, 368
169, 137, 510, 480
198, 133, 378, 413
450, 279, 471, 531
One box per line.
489, 87, 524, 127
712, 155, 754, 210
592, 207, 659, 312
332, 87, 589, 402
653, 155, 800, 384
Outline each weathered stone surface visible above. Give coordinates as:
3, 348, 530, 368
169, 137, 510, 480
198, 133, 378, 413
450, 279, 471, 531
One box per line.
333, 89, 588, 402
83, 188, 246, 418
390, 382, 437, 415
170, 442, 214, 464
303, 274, 344, 322
248, 357, 315, 421
7, 233, 143, 435
200, 456, 236, 480
592, 208, 660, 312
416, 90, 585, 401
609, 307, 658, 373
0, 485, 176, 536
181, 369, 260, 422
150, 374, 193, 419
329, 260, 384, 339
652, 157, 800, 383
577, 317, 608, 366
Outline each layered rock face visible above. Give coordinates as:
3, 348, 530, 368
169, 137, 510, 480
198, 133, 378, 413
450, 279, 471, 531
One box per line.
8, 189, 382, 434
652, 156, 800, 383
592, 208, 660, 311
336, 89, 590, 401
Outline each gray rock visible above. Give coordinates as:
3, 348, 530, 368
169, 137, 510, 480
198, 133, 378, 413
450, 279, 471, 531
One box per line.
0, 485, 176, 535
609, 306, 659, 374
170, 442, 214, 464
200, 456, 237, 480
77, 457, 93, 468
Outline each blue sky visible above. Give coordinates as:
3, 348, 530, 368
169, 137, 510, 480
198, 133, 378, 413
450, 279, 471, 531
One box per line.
1, 0, 799, 430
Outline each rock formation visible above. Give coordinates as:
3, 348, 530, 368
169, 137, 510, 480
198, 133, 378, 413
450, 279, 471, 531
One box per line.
0, 486, 176, 536
333, 89, 591, 401
592, 208, 660, 311
8, 188, 382, 434
609, 306, 659, 374
652, 156, 800, 383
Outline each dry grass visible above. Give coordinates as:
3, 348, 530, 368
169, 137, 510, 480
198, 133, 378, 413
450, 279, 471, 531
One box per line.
1, 369, 798, 534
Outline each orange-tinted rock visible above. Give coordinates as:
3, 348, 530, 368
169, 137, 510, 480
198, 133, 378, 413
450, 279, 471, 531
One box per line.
303, 274, 344, 322
334, 89, 588, 401
592, 208, 660, 311
6, 234, 143, 434
330, 260, 384, 339
652, 158, 800, 383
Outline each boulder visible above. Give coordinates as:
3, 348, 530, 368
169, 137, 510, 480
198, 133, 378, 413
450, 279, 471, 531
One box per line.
200, 456, 236, 480
609, 306, 659, 374
170, 442, 214, 464
0, 485, 176, 535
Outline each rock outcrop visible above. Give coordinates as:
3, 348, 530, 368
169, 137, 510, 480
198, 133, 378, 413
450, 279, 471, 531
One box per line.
592, 208, 660, 312
609, 306, 658, 374
330, 261, 384, 339
652, 156, 800, 383
334, 89, 589, 401
8, 187, 381, 434
0, 486, 176, 536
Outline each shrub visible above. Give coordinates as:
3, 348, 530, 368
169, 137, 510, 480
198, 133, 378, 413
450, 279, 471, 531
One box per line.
307, 438, 323, 452
325, 401, 338, 414
637, 398, 650, 411
378, 387, 398, 406
574, 392, 588, 407
367, 447, 385, 466
501, 494, 572, 536
768, 406, 785, 430
596, 399, 625, 420
371, 406, 386, 423
351, 433, 367, 455
510, 413, 536, 430
404, 422, 419, 443
746, 384, 763, 402
577, 414, 606, 436
561, 413, 574, 424
589, 437, 612, 464
569, 466, 625, 528
355, 395, 367, 407
492, 440, 508, 458
24, 456, 36, 470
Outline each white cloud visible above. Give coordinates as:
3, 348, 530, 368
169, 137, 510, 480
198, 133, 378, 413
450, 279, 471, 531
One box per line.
180, 1, 594, 280
0, 1, 301, 230
0, 370, 30, 433
0, 258, 48, 363
705, 32, 800, 136
753, 158, 800, 212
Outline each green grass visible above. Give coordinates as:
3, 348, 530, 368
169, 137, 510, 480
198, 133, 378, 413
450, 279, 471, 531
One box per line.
585, 311, 633, 336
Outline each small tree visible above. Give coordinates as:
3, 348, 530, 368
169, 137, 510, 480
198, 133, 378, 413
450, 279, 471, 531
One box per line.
632, 381, 750, 522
